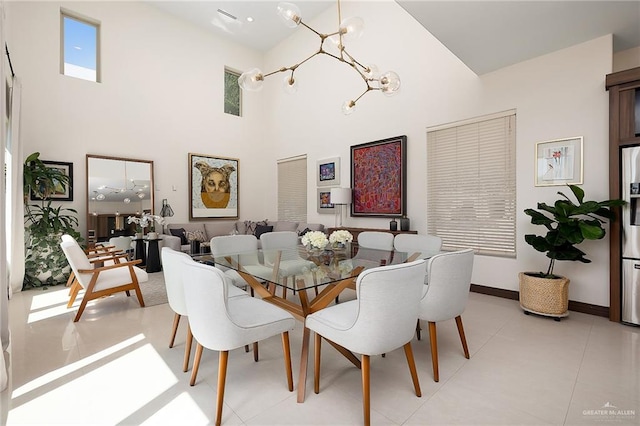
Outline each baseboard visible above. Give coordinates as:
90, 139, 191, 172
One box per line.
470, 284, 519, 300
470, 284, 610, 318
567, 300, 609, 318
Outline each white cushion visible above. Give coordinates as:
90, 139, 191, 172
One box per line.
83, 265, 148, 292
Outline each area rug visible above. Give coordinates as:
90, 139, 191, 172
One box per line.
140, 271, 168, 307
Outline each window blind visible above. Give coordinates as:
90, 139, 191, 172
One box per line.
427, 112, 516, 257
277, 155, 307, 222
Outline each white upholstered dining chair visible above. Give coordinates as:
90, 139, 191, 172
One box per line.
181, 260, 295, 426
160, 248, 195, 372
337, 231, 395, 302
393, 234, 442, 260
210, 234, 273, 296
162, 247, 251, 371
60, 235, 147, 322
305, 259, 427, 426
393, 233, 443, 283
260, 231, 317, 298
353, 231, 395, 266
418, 249, 474, 382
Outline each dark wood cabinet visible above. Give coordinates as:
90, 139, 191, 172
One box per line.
88, 213, 137, 242
606, 66, 640, 322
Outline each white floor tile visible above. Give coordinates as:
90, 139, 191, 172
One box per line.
2, 286, 639, 425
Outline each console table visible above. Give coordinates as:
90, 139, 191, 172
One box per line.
327, 226, 418, 251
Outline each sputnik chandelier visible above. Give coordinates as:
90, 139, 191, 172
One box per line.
238, 0, 400, 114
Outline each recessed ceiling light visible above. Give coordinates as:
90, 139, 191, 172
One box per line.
247, 17, 254, 22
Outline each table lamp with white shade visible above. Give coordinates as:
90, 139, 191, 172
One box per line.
330, 187, 352, 228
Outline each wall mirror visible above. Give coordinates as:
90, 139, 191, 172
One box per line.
86, 155, 154, 243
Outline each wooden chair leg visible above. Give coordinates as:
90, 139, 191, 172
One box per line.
66, 272, 76, 288
282, 277, 288, 299
282, 332, 294, 391
133, 284, 145, 307
169, 313, 181, 348
313, 274, 319, 296
416, 319, 422, 340
362, 354, 371, 426
314, 332, 322, 394
68, 279, 77, 295
428, 321, 439, 382
67, 283, 81, 308
215, 351, 229, 426
403, 342, 422, 397
253, 342, 259, 362
190, 343, 203, 386
73, 295, 90, 322
183, 324, 193, 373
455, 315, 470, 359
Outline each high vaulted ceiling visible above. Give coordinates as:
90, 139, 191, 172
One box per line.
147, 1, 640, 75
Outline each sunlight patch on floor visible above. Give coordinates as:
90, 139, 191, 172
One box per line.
11, 334, 146, 399
29, 288, 70, 310
141, 392, 210, 425
27, 287, 80, 324
9, 338, 178, 424
27, 301, 80, 324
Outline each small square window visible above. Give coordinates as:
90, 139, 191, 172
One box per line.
224, 68, 241, 116
61, 11, 100, 82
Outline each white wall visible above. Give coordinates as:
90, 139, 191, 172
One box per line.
263, 1, 615, 306
478, 35, 613, 306
613, 46, 640, 72
8, 1, 628, 307
7, 0, 271, 234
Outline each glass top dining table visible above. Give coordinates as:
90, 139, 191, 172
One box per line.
192, 244, 435, 403
194, 245, 422, 291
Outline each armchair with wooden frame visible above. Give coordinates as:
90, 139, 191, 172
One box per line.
60, 235, 147, 322
61, 234, 130, 289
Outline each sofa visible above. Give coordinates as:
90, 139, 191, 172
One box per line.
162, 219, 325, 253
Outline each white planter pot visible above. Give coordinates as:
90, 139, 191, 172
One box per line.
147, 232, 159, 240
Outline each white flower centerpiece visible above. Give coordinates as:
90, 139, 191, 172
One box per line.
329, 230, 353, 250
301, 230, 329, 252
127, 213, 164, 239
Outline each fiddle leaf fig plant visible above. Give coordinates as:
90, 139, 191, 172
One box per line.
524, 185, 625, 279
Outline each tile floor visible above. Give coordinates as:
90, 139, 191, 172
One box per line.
1, 282, 639, 425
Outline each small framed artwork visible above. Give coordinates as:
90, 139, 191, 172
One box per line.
189, 153, 239, 219
351, 135, 407, 217
534, 136, 583, 186
30, 160, 74, 201
317, 188, 336, 214
317, 157, 340, 187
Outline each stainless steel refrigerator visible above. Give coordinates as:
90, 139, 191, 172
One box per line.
620, 147, 640, 326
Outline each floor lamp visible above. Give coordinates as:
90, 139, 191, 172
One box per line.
330, 188, 352, 228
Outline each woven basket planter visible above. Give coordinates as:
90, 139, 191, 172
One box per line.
518, 272, 570, 318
